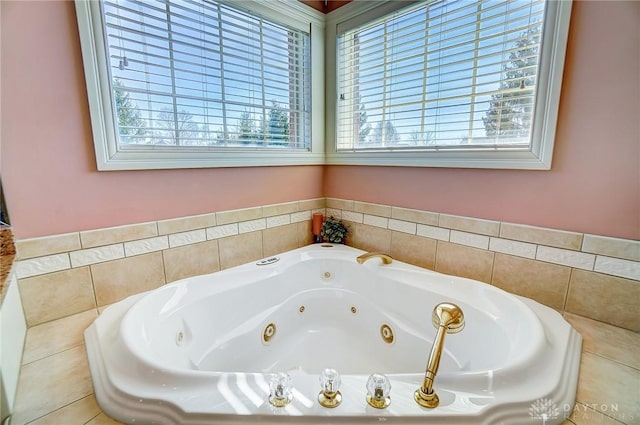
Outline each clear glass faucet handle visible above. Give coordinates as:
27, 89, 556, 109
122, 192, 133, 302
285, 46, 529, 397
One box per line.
367, 373, 391, 400
269, 372, 293, 407
319, 368, 341, 393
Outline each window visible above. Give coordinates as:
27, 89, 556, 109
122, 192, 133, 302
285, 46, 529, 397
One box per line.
76, 0, 325, 170
326, 0, 572, 169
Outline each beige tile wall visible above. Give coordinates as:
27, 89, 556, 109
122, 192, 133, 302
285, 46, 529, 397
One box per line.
325, 198, 640, 332
9, 197, 640, 425
14, 197, 640, 332
15, 199, 324, 327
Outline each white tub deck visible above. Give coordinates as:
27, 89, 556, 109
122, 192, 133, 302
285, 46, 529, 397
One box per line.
85, 244, 581, 424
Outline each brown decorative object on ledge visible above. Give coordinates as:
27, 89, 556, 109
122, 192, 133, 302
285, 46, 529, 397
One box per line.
0, 224, 16, 301
312, 212, 324, 243
0, 226, 15, 256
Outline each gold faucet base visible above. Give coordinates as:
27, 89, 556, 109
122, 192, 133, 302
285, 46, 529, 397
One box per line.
318, 390, 342, 408
366, 394, 391, 409
414, 388, 439, 408
269, 393, 293, 408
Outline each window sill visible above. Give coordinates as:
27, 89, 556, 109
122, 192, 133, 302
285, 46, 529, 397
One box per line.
325, 149, 553, 170
95, 150, 326, 171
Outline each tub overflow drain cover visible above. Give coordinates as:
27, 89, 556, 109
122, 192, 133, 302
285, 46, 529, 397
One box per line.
256, 257, 279, 266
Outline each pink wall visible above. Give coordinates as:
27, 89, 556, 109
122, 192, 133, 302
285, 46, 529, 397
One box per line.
1, 1, 638, 241
326, 1, 640, 240
0, 1, 323, 239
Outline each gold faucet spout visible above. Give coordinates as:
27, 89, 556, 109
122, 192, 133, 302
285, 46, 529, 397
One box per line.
415, 303, 465, 408
356, 252, 393, 264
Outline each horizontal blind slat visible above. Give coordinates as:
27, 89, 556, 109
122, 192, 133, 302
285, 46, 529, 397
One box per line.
105, 0, 310, 148
337, 0, 543, 151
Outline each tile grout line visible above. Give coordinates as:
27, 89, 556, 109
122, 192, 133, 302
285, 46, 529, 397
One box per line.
215, 238, 222, 275
433, 240, 441, 273
583, 350, 640, 373
22, 394, 99, 425
160, 249, 169, 287
21, 343, 87, 368
84, 410, 104, 425
562, 268, 574, 315
488, 250, 497, 286
88, 265, 99, 318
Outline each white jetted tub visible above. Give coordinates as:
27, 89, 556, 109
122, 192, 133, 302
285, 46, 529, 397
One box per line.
85, 244, 581, 424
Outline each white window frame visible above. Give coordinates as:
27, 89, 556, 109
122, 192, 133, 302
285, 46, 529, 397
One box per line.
325, 0, 572, 170
75, 0, 325, 170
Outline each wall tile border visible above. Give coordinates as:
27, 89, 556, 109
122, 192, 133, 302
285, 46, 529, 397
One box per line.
69, 244, 124, 268
13, 197, 640, 331
168, 229, 207, 248
331, 198, 640, 331
15, 197, 639, 282
450, 230, 490, 250
363, 214, 389, 229
206, 223, 239, 240
79, 222, 158, 249
391, 207, 438, 226
417, 224, 450, 241
489, 237, 537, 259
500, 222, 583, 250
439, 214, 500, 237
594, 256, 640, 281
14, 199, 324, 325
157, 213, 215, 236
16, 199, 325, 264
15, 254, 71, 279
327, 198, 639, 282
388, 219, 416, 235
582, 234, 640, 262
15, 233, 80, 260
238, 218, 266, 234
124, 236, 169, 257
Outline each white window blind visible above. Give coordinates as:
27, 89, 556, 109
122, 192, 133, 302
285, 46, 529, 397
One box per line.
336, 0, 546, 152
103, 0, 311, 150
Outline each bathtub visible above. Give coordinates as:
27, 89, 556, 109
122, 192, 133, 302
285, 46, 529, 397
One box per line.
85, 244, 581, 425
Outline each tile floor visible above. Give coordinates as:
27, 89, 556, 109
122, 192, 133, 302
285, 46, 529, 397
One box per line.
8, 309, 639, 425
